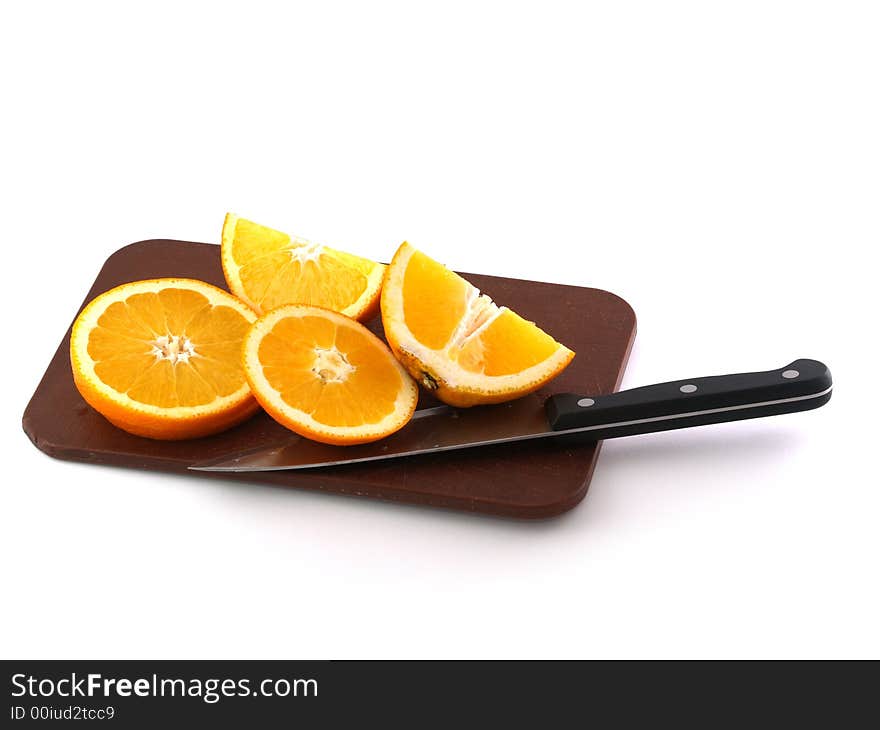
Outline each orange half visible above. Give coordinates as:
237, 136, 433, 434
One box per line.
221, 213, 385, 319
242, 304, 418, 445
381, 243, 575, 407
70, 278, 259, 439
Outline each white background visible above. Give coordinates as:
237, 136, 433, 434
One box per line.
1, 1, 877, 659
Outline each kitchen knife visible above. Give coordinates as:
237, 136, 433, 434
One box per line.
189, 359, 831, 472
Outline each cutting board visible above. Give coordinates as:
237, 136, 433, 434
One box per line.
22, 240, 636, 518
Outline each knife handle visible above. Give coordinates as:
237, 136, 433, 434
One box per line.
544, 359, 832, 437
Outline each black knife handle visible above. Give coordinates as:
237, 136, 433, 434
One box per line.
544, 359, 832, 437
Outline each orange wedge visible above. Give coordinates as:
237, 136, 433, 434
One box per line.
221, 213, 385, 319
242, 304, 418, 445
381, 243, 575, 407
70, 278, 259, 440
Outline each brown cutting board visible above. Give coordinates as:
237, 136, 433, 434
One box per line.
22, 240, 636, 518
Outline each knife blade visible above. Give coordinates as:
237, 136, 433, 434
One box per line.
189, 358, 832, 472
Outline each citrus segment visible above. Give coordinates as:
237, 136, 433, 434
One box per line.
243, 305, 418, 445
457, 309, 563, 376
70, 278, 259, 439
221, 214, 385, 320
381, 243, 575, 407
402, 249, 470, 349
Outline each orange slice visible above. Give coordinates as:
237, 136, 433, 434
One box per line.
381, 243, 575, 407
221, 213, 385, 320
242, 304, 418, 445
70, 278, 259, 440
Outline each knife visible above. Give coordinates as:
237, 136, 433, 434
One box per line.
189, 358, 832, 472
